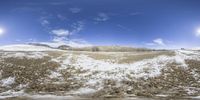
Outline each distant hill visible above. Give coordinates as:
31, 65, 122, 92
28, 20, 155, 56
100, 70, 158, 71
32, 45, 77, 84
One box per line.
28, 43, 53, 48
0, 43, 166, 52
71, 46, 155, 52
58, 45, 71, 50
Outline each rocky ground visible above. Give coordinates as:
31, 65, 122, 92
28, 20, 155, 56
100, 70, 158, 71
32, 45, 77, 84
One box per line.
0, 49, 200, 99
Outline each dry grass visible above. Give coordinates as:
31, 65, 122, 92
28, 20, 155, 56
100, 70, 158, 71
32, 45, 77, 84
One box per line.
46, 51, 65, 58
120, 60, 200, 97
74, 51, 175, 64
0, 51, 200, 98
85, 60, 200, 98
71, 46, 154, 52
118, 51, 175, 64
0, 56, 60, 92
0, 53, 87, 94
88, 79, 126, 98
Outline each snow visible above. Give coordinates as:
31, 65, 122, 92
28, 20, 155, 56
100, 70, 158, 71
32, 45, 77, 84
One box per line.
59, 49, 200, 93
191, 47, 200, 50
1, 77, 15, 87
177, 50, 200, 56
73, 88, 96, 94
71, 54, 177, 78
0, 90, 25, 99
26, 95, 74, 100
2, 52, 48, 59
0, 44, 58, 51
192, 96, 200, 99
49, 71, 62, 79
156, 94, 168, 97
0, 49, 200, 98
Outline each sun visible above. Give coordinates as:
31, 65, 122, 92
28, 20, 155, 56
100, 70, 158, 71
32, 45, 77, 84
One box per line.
0, 28, 4, 35
195, 28, 200, 37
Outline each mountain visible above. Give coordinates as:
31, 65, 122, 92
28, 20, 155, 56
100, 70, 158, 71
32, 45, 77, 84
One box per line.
57, 45, 71, 50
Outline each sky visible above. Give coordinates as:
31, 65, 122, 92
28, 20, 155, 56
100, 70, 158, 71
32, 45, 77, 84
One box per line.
0, 0, 200, 48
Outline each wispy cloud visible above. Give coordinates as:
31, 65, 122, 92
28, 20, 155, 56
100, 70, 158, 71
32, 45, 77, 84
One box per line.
57, 14, 67, 20
41, 20, 49, 26
94, 13, 109, 22
153, 38, 165, 46
117, 24, 132, 31
51, 29, 71, 37
50, 21, 84, 43
11, 7, 42, 13
69, 7, 81, 13
130, 12, 143, 16
52, 36, 68, 42
146, 38, 166, 46
39, 16, 52, 30
38, 12, 89, 47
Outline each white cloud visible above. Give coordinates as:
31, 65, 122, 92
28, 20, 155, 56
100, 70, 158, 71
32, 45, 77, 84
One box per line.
95, 13, 109, 22
39, 16, 52, 30
50, 21, 84, 44
153, 38, 165, 46
57, 14, 67, 20
146, 38, 166, 46
41, 20, 49, 26
69, 7, 81, 13
52, 36, 68, 42
51, 21, 84, 37
71, 21, 84, 34
51, 29, 71, 37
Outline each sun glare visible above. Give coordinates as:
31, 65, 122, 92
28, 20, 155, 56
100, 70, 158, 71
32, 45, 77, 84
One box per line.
196, 28, 200, 37
0, 28, 4, 35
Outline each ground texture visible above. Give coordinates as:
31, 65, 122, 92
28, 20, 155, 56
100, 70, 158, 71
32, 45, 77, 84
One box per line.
0, 49, 200, 99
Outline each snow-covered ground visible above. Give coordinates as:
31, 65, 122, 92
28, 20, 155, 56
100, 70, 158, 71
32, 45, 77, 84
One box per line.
0, 48, 200, 99
0, 44, 59, 51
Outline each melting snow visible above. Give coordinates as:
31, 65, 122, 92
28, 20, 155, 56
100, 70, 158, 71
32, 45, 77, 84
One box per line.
1, 77, 15, 87
72, 54, 180, 78
0, 44, 58, 51
0, 90, 25, 99
73, 88, 96, 94
1, 52, 48, 59
0, 49, 200, 98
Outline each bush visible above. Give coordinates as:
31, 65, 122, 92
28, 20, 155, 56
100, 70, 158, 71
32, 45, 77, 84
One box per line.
92, 46, 99, 52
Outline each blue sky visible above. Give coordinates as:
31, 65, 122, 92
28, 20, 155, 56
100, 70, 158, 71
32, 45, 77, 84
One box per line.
0, 0, 200, 48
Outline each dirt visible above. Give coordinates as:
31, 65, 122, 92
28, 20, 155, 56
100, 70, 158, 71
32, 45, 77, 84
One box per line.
0, 51, 200, 99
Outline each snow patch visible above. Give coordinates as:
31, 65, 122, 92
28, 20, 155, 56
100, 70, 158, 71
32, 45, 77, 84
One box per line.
73, 88, 96, 95
49, 71, 62, 79
0, 90, 24, 99
1, 77, 15, 87
2, 52, 48, 59
73, 54, 174, 78
0, 44, 58, 51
